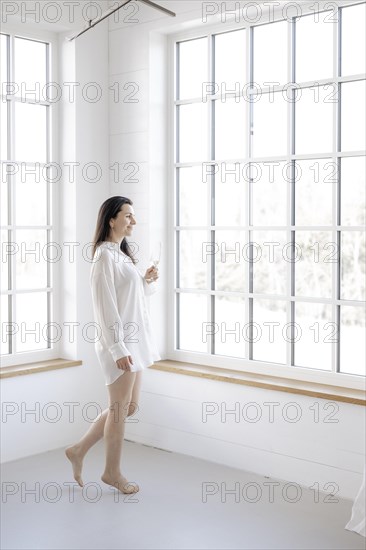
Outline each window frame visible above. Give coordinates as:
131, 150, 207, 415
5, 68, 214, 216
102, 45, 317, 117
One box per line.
1, 24, 60, 368
168, 0, 366, 391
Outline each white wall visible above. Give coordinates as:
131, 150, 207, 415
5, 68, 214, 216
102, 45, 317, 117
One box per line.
128, 369, 365, 500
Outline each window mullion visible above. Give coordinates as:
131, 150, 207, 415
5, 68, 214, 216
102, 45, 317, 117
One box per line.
333, 5, 341, 373
174, 40, 179, 351
245, 27, 252, 361
9, 34, 16, 355
174, 40, 179, 352
208, 33, 214, 355
287, 18, 295, 368
46, 42, 52, 350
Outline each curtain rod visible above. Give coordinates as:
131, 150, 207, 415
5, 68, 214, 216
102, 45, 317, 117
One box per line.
67, 0, 176, 41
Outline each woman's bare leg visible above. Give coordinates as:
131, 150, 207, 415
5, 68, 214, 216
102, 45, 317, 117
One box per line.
65, 408, 109, 487
101, 371, 139, 494
65, 371, 142, 487
127, 370, 143, 417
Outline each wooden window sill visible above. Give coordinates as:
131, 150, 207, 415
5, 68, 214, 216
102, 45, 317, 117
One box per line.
0, 358, 82, 379
150, 360, 366, 406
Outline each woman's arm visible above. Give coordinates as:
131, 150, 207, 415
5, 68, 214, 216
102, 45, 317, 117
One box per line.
90, 252, 130, 361
137, 266, 158, 296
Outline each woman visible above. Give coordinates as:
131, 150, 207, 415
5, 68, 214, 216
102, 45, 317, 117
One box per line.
65, 196, 161, 494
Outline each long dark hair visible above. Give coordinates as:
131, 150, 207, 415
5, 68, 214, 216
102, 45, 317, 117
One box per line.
92, 196, 137, 264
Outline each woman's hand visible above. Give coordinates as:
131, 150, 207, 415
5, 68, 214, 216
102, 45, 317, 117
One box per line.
144, 266, 159, 283
116, 355, 133, 371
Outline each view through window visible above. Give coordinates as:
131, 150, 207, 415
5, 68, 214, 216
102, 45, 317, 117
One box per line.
173, 3, 366, 377
1, 32, 55, 361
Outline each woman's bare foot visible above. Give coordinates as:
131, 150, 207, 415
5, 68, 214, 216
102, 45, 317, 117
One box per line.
101, 473, 139, 494
65, 445, 84, 487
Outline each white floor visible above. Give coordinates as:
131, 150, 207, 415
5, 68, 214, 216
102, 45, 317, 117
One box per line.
1, 440, 364, 550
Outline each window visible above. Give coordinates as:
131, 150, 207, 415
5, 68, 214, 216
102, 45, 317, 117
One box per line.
1, 30, 58, 366
172, 2, 366, 384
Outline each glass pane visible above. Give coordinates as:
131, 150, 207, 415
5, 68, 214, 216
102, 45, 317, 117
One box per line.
215, 230, 246, 292
295, 159, 334, 226
1, 101, 7, 161
178, 38, 207, 100
252, 231, 287, 295
215, 163, 246, 227
253, 20, 288, 86
252, 91, 287, 157
178, 103, 207, 163
340, 306, 366, 376
1, 229, 9, 290
14, 103, 47, 163
15, 230, 48, 290
178, 167, 208, 226
15, 170, 48, 226
1, 179, 8, 225
179, 293, 207, 353
341, 81, 366, 152
341, 156, 366, 226
295, 302, 333, 370
295, 11, 334, 83
296, 85, 334, 155
15, 292, 48, 352
215, 294, 245, 358
252, 298, 287, 364
0, 33, 8, 94
295, 231, 333, 299
251, 161, 287, 226
14, 37, 47, 99
341, 3, 366, 77
341, 231, 366, 301
215, 29, 246, 89
215, 97, 246, 160
179, 230, 207, 290
1, 294, 9, 355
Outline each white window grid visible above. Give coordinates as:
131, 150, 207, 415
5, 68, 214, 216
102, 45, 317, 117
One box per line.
168, 0, 366, 389
0, 26, 60, 366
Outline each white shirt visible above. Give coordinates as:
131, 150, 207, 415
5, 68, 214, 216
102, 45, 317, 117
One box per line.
89, 241, 161, 385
